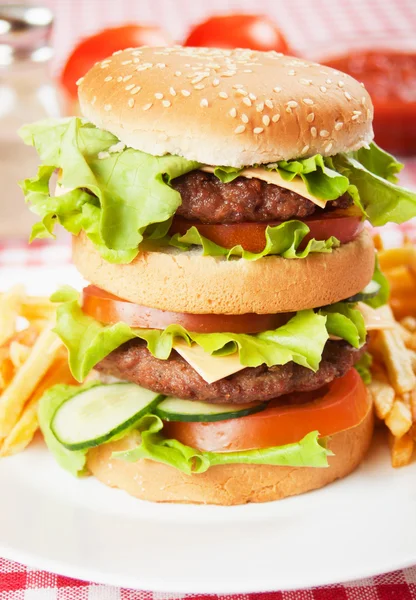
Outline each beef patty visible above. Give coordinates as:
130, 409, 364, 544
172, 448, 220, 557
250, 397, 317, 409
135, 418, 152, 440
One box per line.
172, 170, 352, 224
96, 339, 366, 404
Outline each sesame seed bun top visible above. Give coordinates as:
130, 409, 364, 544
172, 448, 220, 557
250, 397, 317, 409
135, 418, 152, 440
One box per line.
78, 46, 374, 168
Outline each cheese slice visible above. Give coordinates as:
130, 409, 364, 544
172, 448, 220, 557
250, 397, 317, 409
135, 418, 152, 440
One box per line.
174, 340, 245, 384
357, 302, 396, 331
201, 165, 327, 208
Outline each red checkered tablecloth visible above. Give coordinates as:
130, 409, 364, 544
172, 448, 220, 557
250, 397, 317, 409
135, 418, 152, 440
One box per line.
1, 0, 416, 596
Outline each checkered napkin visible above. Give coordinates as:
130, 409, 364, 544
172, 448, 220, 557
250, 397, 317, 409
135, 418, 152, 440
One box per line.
2, 557, 416, 598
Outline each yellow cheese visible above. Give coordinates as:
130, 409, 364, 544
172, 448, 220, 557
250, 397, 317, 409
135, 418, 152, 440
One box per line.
201, 165, 327, 208
173, 340, 245, 384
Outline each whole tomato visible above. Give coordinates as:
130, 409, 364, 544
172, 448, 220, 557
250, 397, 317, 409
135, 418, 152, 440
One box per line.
61, 25, 171, 99
184, 14, 291, 54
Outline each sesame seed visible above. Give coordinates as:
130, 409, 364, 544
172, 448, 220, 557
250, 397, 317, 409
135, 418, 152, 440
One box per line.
353, 110, 362, 115
300, 78, 311, 85
236, 88, 248, 96
288, 69, 296, 75
351, 114, 360, 121
311, 127, 317, 138
131, 86, 141, 95
200, 98, 209, 107
367, 108, 372, 118
287, 100, 299, 108
249, 93, 257, 101
334, 122, 344, 130
123, 75, 133, 82
133, 58, 140, 64
338, 80, 345, 88
128, 98, 135, 108
272, 113, 280, 122
320, 86, 327, 93
104, 76, 113, 82
169, 87, 177, 96
233, 84, 244, 89
253, 127, 264, 134
175, 71, 182, 76
109, 142, 126, 153
219, 91, 228, 99
306, 112, 315, 123
326, 79, 332, 84
131, 50, 142, 56
117, 76, 123, 82
194, 84, 205, 90
265, 99, 273, 109
243, 69, 253, 73
212, 78, 220, 86
361, 96, 367, 106
125, 84, 135, 91
162, 100, 171, 107
181, 89, 191, 97
325, 142, 333, 152
98, 151, 110, 160
222, 70, 236, 77
303, 98, 314, 105
256, 102, 265, 112
104, 104, 112, 111
273, 86, 282, 93
121, 60, 132, 65
262, 115, 270, 126
76, 77, 84, 86
234, 125, 246, 134
142, 103, 153, 111
113, 50, 122, 55
242, 97, 252, 106
155, 92, 164, 99
344, 91, 352, 101
100, 64, 110, 69
241, 113, 249, 123
91, 96, 97, 105
229, 108, 237, 118
156, 63, 166, 69
319, 130, 330, 138
301, 145, 309, 154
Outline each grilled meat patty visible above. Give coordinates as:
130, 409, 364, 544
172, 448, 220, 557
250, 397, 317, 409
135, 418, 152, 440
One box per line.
171, 170, 352, 224
96, 339, 366, 404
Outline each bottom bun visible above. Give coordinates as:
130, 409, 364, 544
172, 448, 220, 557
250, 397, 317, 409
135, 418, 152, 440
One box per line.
87, 402, 374, 505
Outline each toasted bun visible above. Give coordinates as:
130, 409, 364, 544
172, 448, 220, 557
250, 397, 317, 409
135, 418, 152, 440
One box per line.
78, 46, 373, 167
87, 399, 373, 505
73, 229, 375, 314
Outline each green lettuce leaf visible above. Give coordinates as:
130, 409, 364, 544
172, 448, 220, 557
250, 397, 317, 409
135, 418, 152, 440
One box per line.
170, 222, 339, 261
19, 118, 199, 263
331, 144, 416, 226
52, 288, 331, 382
53, 288, 365, 384
321, 302, 367, 348
115, 414, 331, 474
355, 352, 372, 385
37, 381, 99, 476
37, 381, 331, 476
365, 256, 390, 308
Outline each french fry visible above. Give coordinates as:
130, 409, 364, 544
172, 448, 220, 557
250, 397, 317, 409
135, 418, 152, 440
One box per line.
9, 341, 31, 369
377, 327, 416, 394
0, 358, 77, 457
20, 296, 56, 321
0, 285, 24, 345
0, 324, 62, 439
378, 246, 416, 271
388, 432, 414, 468
368, 370, 395, 420
400, 316, 416, 332
385, 399, 412, 438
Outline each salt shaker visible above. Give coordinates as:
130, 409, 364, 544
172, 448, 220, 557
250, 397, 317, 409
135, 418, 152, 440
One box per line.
0, 4, 62, 239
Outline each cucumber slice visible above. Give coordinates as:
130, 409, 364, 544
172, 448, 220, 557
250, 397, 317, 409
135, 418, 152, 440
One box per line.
52, 383, 163, 451
155, 397, 268, 422
345, 280, 381, 303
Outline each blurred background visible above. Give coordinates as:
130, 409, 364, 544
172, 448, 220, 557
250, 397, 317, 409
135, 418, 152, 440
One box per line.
1, 0, 416, 239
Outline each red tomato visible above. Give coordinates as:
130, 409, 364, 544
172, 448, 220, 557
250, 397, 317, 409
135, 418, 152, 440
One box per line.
184, 14, 291, 54
82, 285, 290, 333
170, 212, 364, 254
61, 25, 171, 99
163, 369, 370, 451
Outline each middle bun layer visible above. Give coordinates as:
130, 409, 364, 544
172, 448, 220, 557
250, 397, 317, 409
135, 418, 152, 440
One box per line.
73, 229, 375, 315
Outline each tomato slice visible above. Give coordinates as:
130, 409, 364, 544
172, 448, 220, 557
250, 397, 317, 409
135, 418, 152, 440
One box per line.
184, 14, 291, 54
170, 213, 364, 254
82, 286, 290, 333
163, 369, 370, 452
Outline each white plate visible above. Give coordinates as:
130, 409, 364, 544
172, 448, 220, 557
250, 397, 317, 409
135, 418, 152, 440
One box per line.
0, 266, 416, 593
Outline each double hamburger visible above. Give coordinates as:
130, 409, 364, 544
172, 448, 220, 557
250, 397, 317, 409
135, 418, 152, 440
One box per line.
20, 46, 416, 505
